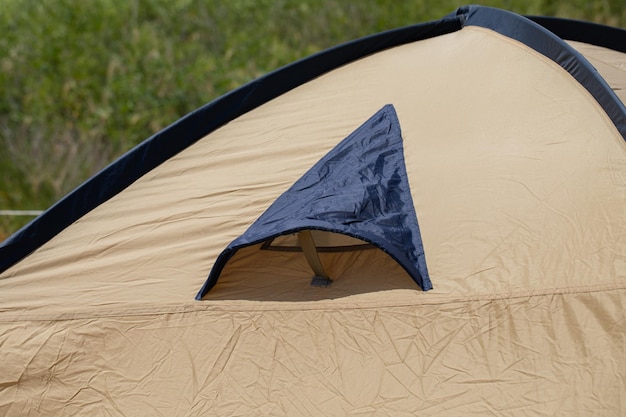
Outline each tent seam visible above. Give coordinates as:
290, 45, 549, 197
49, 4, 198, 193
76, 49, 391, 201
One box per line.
1, 282, 624, 323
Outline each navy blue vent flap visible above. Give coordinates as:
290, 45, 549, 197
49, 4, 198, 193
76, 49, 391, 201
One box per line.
196, 104, 431, 299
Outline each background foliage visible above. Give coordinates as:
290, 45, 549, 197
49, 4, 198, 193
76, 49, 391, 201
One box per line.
1, 0, 624, 239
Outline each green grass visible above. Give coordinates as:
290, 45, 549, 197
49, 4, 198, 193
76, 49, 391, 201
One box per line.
0, 0, 624, 239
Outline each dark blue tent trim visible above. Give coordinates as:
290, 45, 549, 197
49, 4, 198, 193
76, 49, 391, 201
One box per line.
528, 16, 626, 53
196, 105, 431, 299
457, 5, 626, 141
0, 18, 461, 274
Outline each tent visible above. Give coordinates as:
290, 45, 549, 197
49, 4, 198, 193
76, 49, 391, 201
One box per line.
1, 5, 625, 416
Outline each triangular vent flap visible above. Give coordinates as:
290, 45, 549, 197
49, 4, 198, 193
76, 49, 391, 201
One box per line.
196, 104, 431, 299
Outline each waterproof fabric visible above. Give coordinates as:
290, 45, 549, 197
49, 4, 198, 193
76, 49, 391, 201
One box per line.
1, 6, 626, 417
198, 105, 430, 297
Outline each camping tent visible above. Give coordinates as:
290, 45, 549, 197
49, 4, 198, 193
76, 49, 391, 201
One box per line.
1, 5, 625, 416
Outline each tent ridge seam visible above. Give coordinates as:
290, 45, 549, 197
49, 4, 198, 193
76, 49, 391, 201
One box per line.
1, 282, 624, 323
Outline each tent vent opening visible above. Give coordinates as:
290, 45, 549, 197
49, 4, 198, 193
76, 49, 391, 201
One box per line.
261, 230, 375, 253
195, 104, 432, 300
262, 230, 381, 287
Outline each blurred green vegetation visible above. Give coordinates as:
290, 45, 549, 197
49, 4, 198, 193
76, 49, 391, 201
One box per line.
1, 0, 624, 239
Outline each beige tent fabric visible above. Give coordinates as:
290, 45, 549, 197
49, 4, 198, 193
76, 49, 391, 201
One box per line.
1, 290, 624, 416
569, 41, 626, 105
1, 26, 625, 416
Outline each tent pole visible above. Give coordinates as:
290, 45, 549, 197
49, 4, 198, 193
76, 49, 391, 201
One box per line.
297, 230, 333, 287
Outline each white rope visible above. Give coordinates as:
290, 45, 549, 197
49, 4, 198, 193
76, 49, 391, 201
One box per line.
0, 210, 43, 216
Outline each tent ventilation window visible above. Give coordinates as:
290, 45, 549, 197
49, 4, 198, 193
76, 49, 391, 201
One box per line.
262, 230, 376, 287
195, 105, 432, 300
261, 230, 375, 253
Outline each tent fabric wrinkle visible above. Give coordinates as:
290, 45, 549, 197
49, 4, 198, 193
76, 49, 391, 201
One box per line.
197, 104, 431, 298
